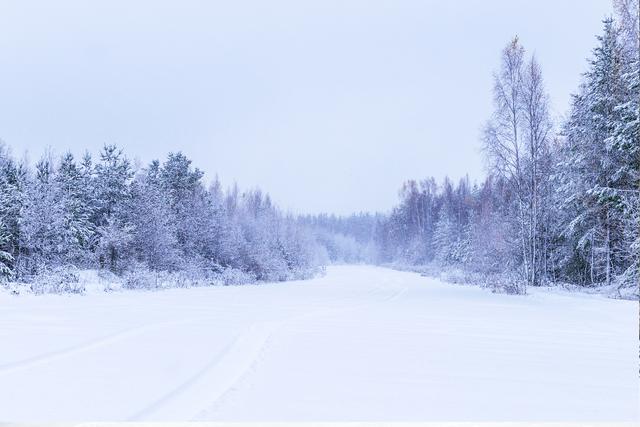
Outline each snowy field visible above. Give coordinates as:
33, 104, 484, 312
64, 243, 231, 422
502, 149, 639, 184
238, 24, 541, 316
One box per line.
0, 265, 637, 422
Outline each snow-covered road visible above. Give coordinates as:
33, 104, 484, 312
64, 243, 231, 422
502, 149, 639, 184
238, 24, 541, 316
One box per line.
0, 265, 637, 421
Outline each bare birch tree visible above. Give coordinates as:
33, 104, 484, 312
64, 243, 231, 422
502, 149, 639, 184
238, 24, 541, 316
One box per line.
483, 36, 529, 293
521, 56, 552, 286
483, 38, 554, 291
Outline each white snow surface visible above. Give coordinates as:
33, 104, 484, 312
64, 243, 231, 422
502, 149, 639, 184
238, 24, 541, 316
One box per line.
0, 265, 637, 421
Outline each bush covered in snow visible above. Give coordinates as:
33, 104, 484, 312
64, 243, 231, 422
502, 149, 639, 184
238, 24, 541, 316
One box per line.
122, 268, 162, 290
29, 266, 85, 295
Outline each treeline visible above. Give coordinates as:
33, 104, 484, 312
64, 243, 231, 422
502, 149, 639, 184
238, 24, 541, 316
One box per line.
0, 144, 327, 291
298, 213, 381, 263
377, 12, 638, 294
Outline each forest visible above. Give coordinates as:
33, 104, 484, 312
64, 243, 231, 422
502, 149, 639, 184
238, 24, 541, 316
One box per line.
0, 145, 330, 292
0, 1, 638, 297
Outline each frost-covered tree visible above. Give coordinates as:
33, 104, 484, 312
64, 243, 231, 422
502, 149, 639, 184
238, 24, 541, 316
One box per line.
613, 0, 639, 60
610, 0, 639, 290
202, 176, 232, 265
433, 214, 456, 265
0, 219, 13, 280
465, 177, 514, 275
158, 152, 206, 260
56, 153, 95, 262
559, 19, 629, 286
609, 53, 640, 289
433, 177, 467, 265
128, 161, 178, 271
93, 145, 134, 271
0, 143, 26, 274
482, 37, 555, 292
482, 37, 529, 291
521, 55, 553, 285
95, 216, 134, 273
19, 155, 68, 273
94, 144, 133, 224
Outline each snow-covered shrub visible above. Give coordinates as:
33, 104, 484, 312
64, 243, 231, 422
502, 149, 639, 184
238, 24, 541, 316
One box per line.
488, 272, 526, 295
167, 270, 200, 288
439, 267, 525, 295
30, 266, 85, 295
95, 217, 135, 274
173, 258, 221, 287
122, 268, 161, 290
439, 267, 477, 286
288, 264, 326, 281
217, 267, 256, 286
4, 281, 31, 295
97, 269, 122, 292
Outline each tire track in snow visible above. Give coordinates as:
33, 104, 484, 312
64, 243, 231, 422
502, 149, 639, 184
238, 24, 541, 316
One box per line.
193, 280, 409, 419
129, 277, 408, 420
0, 319, 196, 376
128, 320, 281, 421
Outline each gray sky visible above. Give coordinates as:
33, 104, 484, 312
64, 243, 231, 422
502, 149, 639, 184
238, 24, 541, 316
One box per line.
0, 0, 612, 214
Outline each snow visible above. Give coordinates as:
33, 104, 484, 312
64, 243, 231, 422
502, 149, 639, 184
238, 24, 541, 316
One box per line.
0, 265, 637, 421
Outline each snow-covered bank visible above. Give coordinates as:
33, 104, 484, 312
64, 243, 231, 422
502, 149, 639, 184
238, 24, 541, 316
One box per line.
0, 265, 637, 421
2, 265, 325, 296
383, 262, 640, 300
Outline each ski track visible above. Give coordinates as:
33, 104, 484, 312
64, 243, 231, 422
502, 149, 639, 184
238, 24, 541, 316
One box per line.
0, 319, 197, 376
192, 279, 409, 420
135, 278, 408, 420
129, 320, 281, 421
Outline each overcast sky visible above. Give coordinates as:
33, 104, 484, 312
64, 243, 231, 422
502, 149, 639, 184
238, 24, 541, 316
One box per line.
0, 0, 613, 214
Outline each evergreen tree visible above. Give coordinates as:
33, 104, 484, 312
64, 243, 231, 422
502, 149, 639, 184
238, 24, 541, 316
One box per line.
608, 18, 639, 289
94, 144, 133, 224
56, 153, 95, 262
0, 144, 26, 274
128, 162, 179, 271
19, 155, 68, 273
560, 19, 628, 286
0, 218, 13, 280
93, 145, 134, 271
159, 152, 205, 258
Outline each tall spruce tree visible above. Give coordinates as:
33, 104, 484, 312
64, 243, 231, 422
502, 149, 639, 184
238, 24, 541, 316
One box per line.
560, 19, 629, 286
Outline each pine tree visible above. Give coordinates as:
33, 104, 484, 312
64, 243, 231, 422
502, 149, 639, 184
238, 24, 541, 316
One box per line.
94, 144, 133, 224
93, 145, 134, 271
56, 153, 95, 262
159, 152, 205, 258
0, 144, 26, 274
128, 163, 179, 271
0, 218, 13, 280
19, 155, 68, 272
608, 39, 639, 289
433, 214, 456, 265
560, 19, 628, 286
